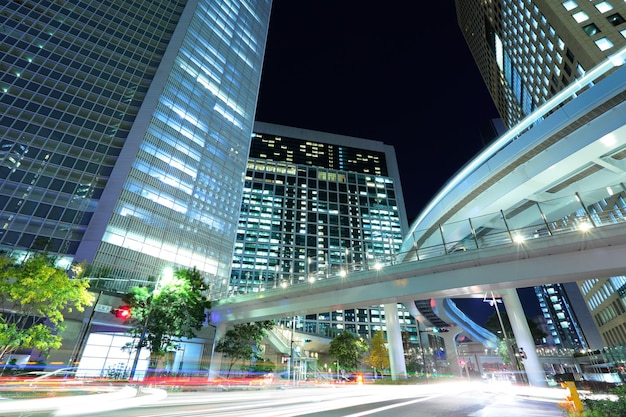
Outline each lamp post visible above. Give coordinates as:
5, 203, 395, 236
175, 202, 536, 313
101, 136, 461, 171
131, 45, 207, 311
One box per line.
289, 316, 296, 384
128, 267, 172, 380
69, 289, 103, 368
290, 340, 296, 384
484, 291, 519, 380
416, 321, 429, 381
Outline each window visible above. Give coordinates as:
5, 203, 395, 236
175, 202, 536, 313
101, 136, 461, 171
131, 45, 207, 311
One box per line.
607, 13, 625, 26
573, 11, 590, 22
583, 23, 601, 36
562, 0, 578, 11
595, 1, 614, 14
595, 37, 614, 50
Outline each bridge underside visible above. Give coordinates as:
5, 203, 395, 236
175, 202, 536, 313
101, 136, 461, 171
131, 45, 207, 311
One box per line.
212, 222, 626, 323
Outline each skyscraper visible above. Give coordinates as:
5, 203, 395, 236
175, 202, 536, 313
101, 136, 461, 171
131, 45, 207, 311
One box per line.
456, 0, 626, 127
232, 122, 418, 342
0, 0, 272, 299
456, 0, 623, 348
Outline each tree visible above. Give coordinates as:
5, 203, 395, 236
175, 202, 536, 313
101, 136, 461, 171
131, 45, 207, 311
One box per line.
366, 330, 389, 375
485, 311, 547, 344
214, 321, 274, 377
122, 267, 211, 373
329, 331, 368, 371
0, 253, 94, 363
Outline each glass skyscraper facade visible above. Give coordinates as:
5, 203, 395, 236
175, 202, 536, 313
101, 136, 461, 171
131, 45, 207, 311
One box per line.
456, 0, 626, 348
232, 122, 418, 342
456, 0, 626, 127
0, 0, 272, 298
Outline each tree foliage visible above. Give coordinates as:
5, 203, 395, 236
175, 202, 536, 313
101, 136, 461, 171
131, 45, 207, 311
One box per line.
566, 385, 626, 417
0, 253, 93, 360
214, 321, 274, 376
485, 311, 547, 344
572, 385, 626, 417
122, 267, 211, 364
366, 330, 389, 372
329, 331, 368, 371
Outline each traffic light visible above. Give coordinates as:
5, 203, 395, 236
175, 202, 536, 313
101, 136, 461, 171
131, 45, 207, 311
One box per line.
519, 348, 527, 359
111, 305, 131, 320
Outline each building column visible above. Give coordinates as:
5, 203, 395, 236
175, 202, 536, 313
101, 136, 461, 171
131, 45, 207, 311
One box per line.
501, 288, 547, 387
208, 323, 227, 380
384, 303, 407, 380
443, 329, 462, 377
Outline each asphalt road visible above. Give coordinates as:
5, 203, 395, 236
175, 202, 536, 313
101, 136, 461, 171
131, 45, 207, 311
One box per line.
0, 381, 567, 416
86, 382, 565, 417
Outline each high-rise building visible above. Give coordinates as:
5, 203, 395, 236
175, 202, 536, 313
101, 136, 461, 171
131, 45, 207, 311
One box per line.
232, 122, 419, 343
456, 0, 626, 127
0, 0, 272, 299
456, 0, 622, 348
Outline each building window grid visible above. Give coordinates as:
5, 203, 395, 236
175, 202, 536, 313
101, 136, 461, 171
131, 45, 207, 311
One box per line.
231, 133, 414, 339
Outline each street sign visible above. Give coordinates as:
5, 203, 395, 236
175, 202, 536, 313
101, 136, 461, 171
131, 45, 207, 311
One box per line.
94, 304, 112, 313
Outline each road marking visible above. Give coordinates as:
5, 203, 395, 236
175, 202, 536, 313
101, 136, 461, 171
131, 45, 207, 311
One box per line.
342, 393, 448, 417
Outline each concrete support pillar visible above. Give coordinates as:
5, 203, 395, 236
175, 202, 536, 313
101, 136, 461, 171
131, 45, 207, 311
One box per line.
208, 323, 227, 380
443, 329, 462, 377
501, 288, 547, 387
384, 303, 407, 380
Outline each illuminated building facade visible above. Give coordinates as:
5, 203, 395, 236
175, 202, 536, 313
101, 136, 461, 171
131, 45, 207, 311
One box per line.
456, 0, 626, 127
232, 122, 419, 342
0, 0, 272, 298
456, 0, 625, 348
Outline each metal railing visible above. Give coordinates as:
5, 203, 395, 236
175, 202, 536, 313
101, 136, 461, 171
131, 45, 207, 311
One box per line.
224, 186, 626, 299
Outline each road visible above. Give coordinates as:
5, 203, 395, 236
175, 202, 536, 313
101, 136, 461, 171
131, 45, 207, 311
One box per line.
3, 381, 562, 417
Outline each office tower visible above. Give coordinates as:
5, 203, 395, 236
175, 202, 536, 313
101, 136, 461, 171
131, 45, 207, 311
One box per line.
534, 284, 588, 351
456, 0, 620, 348
0, 0, 272, 299
232, 122, 418, 342
456, 0, 626, 128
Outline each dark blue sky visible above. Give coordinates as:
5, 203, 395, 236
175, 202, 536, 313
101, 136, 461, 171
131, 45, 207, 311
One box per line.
256, 2, 499, 221
255, 2, 542, 323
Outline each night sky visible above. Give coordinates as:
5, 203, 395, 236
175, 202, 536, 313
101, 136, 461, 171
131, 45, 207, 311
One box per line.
254, 2, 539, 325
255, 2, 499, 221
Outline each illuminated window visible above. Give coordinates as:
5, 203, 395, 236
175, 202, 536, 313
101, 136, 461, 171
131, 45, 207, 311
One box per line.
595, 1, 613, 13
562, 0, 578, 11
572, 11, 590, 22
595, 37, 614, 50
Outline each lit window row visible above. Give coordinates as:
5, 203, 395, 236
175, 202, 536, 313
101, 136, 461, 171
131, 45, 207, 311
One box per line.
562, 0, 624, 51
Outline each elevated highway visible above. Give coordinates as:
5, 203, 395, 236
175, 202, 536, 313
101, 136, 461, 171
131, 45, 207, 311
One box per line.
213, 47, 626, 324
211, 220, 626, 323
210, 48, 626, 385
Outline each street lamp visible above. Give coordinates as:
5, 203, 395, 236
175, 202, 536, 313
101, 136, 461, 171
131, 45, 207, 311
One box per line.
483, 291, 519, 379
416, 321, 429, 381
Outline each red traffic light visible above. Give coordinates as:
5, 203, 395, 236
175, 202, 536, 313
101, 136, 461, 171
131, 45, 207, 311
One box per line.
112, 305, 132, 320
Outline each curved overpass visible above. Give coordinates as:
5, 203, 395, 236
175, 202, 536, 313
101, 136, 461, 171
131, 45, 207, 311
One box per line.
211, 221, 626, 322
213, 50, 626, 321
211, 48, 626, 385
